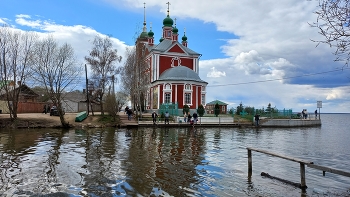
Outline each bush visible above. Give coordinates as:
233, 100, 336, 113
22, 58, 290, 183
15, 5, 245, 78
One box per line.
183, 104, 190, 115
214, 103, 220, 117
197, 104, 205, 117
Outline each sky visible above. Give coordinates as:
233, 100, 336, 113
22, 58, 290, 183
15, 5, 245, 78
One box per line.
1, 0, 350, 113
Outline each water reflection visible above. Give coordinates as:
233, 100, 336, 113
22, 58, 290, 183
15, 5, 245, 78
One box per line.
0, 115, 350, 196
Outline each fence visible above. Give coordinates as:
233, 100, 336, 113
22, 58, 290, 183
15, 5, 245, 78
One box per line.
159, 102, 178, 116
247, 147, 350, 189
255, 108, 294, 118
0, 101, 47, 113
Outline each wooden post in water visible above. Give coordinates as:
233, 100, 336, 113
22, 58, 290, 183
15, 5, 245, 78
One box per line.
248, 149, 252, 177
300, 163, 306, 189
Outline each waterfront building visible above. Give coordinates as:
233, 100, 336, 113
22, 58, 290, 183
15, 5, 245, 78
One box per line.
206, 100, 228, 114
135, 3, 207, 112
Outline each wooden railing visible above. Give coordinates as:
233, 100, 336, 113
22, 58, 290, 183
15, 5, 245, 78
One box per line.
247, 147, 350, 189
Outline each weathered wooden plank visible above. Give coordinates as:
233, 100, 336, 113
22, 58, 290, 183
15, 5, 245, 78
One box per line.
308, 164, 350, 177
248, 149, 252, 176
247, 147, 313, 164
300, 163, 307, 189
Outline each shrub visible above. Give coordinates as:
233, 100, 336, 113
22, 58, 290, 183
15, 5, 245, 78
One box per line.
214, 103, 220, 117
197, 104, 205, 117
183, 104, 190, 115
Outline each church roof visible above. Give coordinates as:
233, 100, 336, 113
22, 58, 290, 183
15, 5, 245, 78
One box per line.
146, 39, 200, 55
155, 65, 207, 83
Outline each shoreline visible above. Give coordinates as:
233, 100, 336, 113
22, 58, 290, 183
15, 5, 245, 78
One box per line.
0, 113, 322, 129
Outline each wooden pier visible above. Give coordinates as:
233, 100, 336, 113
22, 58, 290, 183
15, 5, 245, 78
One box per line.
247, 147, 350, 189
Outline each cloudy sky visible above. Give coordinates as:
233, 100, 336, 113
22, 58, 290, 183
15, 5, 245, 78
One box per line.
1, 0, 350, 113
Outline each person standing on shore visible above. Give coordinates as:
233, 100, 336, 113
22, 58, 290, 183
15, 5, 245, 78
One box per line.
165, 111, 170, 124
254, 114, 260, 126
315, 109, 318, 119
187, 112, 192, 124
192, 112, 198, 123
43, 104, 47, 114
184, 113, 187, 123
127, 108, 132, 120
152, 111, 158, 124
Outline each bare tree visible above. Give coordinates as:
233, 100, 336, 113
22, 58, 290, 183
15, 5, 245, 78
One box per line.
0, 26, 37, 120
121, 45, 150, 117
85, 35, 122, 116
312, 0, 350, 67
121, 47, 137, 108
32, 36, 81, 127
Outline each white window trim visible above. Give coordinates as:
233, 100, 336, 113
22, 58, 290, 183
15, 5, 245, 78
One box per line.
164, 93, 171, 103
164, 83, 172, 93
171, 57, 181, 67
184, 93, 192, 106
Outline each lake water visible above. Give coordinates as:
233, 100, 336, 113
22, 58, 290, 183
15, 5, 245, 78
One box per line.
0, 114, 349, 196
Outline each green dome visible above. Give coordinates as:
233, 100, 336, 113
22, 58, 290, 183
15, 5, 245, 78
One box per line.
159, 37, 164, 42
182, 34, 187, 41
172, 26, 178, 34
163, 15, 173, 27
139, 31, 148, 38
148, 30, 154, 37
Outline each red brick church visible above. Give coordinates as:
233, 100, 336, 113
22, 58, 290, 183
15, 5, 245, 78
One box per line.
136, 3, 208, 112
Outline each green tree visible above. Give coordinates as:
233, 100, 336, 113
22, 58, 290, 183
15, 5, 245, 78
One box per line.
197, 104, 205, 117
183, 104, 190, 115
105, 92, 118, 121
214, 103, 220, 117
236, 102, 244, 115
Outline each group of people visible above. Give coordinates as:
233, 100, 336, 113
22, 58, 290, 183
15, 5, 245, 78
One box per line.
184, 112, 198, 125
152, 111, 170, 124
301, 109, 308, 119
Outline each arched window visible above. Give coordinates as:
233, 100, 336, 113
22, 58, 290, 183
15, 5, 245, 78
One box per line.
185, 84, 191, 90
185, 93, 191, 104
165, 93, 171, 103
164, 83, 171, 90
171, 57, 181, 67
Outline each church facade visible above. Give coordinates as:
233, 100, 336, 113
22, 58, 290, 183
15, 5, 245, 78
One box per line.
136, 4, 207, 111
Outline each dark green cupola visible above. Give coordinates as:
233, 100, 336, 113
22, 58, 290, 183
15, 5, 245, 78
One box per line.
163, 15, 173, 27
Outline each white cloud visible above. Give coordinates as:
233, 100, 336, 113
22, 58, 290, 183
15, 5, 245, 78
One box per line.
207, 67, 226, 78
326, 89, 345, 100
3, 0, 349, 112
10, 15, 128, 66
16, 14, 31, 18
0, 18, 6, 24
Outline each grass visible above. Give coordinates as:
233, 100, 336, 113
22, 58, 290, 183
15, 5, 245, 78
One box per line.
97, 115, 117, 123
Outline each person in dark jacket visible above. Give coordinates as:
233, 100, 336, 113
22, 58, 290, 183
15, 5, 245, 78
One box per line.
43, 104, 47, 114
187, 112, 192, 124
192, 112, 198, 123
254, 114, 260, 126
127, 108, 132, 120
152, 111, 158, 124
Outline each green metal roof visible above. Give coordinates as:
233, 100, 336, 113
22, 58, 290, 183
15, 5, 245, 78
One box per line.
206, 100, 228, 106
